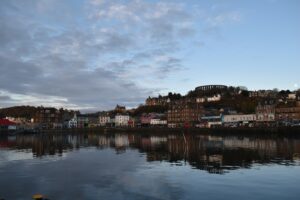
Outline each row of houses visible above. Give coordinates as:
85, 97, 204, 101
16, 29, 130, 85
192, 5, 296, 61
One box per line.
3, 100, 299, 130
61, 99, 300, 129
62, 113, 167, 129
2, 85, 300, 130
2, 104, 299, 130
198, 101, 300, 128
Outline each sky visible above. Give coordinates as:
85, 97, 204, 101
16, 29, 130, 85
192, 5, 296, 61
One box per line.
0, 0, 299, 111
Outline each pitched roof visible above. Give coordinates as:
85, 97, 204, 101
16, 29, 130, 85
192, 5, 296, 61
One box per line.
0, 119, 16, 126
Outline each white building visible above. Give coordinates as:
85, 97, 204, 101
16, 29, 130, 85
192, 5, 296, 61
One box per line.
68, 114, 77, 128
288, 93, 297, 100
196, 94, 221, 103
207, 94, 221, 102
115, 115, 129, 127
99, 115, 110, 126
196, 98, 205, 103
150, 118, 167, 126
223, 114, 256, 124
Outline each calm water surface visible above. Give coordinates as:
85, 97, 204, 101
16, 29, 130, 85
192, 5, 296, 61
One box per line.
1, 132, 300, 200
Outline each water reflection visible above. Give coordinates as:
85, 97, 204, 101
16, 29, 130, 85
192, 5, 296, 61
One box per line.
1, 133, 300, 174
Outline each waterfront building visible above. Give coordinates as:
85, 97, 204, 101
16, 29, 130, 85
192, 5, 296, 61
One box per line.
150, 118, 167, 127
33, 107, 62, 129
115, 114, 130, 127
4, 117, 32, 129
109, 118, 115, 127
77, 114, 89, 128
275, 101, 300, 122
140, 113, 157, 127
99, 114, 111, 126
223, 114, 256, 125
88, 116, 99, 128
5, 117, 29, 124
256, 102, 276, 122
68, 114, 77, 128
199, 115, 222, 128
0, 119, 17, 130
167, 98, 203, 127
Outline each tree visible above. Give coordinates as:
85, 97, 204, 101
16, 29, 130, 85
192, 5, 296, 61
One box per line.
132, 105, 168, 116
239, 86, 248, 91
241, 90, 249, 97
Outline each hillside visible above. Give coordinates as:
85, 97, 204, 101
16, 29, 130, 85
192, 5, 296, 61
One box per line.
0, 106, 39, 118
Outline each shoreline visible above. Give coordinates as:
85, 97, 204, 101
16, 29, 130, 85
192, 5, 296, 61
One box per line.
2, 126, 300, 137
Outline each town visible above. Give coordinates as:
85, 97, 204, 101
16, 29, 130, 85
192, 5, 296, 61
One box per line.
1, 85, 300, 131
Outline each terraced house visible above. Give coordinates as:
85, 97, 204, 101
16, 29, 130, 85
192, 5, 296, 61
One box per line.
167, 98, 203, 128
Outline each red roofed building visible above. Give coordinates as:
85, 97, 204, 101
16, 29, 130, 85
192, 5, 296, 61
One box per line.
0, 119, 17, 131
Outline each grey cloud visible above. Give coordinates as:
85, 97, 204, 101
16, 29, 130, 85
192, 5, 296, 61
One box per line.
0, 56, 42, 93
153, 57, 184, 79
0, 95, 12, 101
177, 27, 196, 38
149, 19, 175, 41
0, 0, 239, 110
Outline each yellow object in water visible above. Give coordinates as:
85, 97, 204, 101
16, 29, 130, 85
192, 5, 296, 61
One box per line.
32, 194, 44, 200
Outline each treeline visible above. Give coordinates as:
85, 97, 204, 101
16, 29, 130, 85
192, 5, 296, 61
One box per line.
0, 106, 78, 119
0, 106, 39, 118
133, 105, 168, 116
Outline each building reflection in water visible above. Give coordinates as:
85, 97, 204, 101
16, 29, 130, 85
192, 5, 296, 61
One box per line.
0, 132, 300, 174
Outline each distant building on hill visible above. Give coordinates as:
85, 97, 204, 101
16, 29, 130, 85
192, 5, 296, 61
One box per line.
115, 105, 126, 113
196, 94, 222, 103
190, 85, 228, 97
145, 96, 170, 106
195, 85, 227, 91
288, 93, 297, 100
249, 90, 277, 98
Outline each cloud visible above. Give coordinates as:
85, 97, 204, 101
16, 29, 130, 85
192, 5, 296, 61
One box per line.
0, 0, 242, 111
0, 95, 12, 101
206, 11, 241, 26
